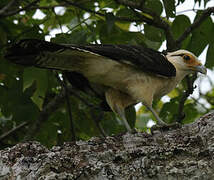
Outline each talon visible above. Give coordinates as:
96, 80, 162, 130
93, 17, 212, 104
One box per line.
151, 122, 181, 134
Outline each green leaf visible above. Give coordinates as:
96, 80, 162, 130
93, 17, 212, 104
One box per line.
182, 103, 199, 124
52, 30, 88, 44
37, 111, 65, 147
23, 67, 48, 109
116, 7, 136, 19
0, 77, 39, 124
162, 0, 175, 18
159, 97, 179, 124
205, 43, 214, 69
187, 15, 213, 56
145, 0, 163, 16
115, 22, 130, 31
98, 0, 118, 9
172, 15, 191, 39
144, 24, 165, 42
23, 80, 37, 98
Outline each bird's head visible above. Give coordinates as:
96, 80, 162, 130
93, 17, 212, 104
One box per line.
166, 50, 207, 75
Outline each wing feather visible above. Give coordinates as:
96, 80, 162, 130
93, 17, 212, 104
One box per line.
64, 44, 176, 77
5, 39, 176, 77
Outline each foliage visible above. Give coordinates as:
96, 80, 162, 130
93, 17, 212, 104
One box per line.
0, 0, 213, 148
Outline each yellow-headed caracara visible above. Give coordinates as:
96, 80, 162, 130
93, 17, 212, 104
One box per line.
5, 39, 207, 132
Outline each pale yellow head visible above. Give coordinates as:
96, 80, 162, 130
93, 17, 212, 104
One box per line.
166, 50, 207, 75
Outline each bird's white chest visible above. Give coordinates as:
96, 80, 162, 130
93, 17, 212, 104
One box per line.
125, 72, 183, 106
152, 77, 178, 99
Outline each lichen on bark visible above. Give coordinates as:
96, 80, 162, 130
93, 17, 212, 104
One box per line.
0, 112, 214, 180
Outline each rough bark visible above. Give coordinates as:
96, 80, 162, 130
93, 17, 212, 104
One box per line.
1, 112, 214, 180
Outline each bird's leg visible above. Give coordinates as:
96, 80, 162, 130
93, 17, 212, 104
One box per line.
115, 105, 132, 132
145, 105, 167, 126
90, 108, 107, 137
144, 104, 181, 132
105, 88, 135, 132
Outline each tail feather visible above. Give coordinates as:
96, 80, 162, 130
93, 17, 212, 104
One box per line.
5, 39, 103, 72
5, 39, 66, 66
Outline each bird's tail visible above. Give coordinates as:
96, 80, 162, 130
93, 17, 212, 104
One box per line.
4, 39, 86, 72
5, 39, 64, 66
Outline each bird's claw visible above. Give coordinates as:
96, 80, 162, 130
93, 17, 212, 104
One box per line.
151, 122, 181, 134
129, 128, 138, 134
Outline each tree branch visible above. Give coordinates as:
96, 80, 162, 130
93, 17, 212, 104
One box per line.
0, 0, 16, 15
176, 7, 214, 46
59, 73, 76, 141
62, 0, 142, 23
0, 122, 27, 142
0, 0, 40, 18
2, 112, 214, 179
24, 89, 67, 140
65, 85, 108, 137
176, 74, 198, 123
114, 0, 177, 50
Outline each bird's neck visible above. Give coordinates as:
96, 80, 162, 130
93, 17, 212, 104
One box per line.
174, 68, 190, 83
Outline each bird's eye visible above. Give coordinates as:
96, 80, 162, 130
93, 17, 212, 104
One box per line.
183, 55, 190, 61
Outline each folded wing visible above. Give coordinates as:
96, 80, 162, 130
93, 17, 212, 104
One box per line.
5, 39, 176, 77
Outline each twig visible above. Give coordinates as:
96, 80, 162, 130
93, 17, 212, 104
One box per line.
114, 0, 142, 8
176, 7, 214, 46
176, 8, 200, 15
176, 74, 198, 123
0, 0, 40, 17
28, 4, 67, 11
63, 0, 105, 17
90, 109, 107, 137
61, 74, 76, 141
0, 122, 27, 141
62, 0, 142, 22
192, 97, 209, 113
52, 7, 64, 33
54, 72, 107, 137
0, 0, 16, 15
114, 0, 177, 50
65, 83, 107, 137
24, 89, 67, 140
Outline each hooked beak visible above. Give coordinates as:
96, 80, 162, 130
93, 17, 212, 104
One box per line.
192, 64, 207, 75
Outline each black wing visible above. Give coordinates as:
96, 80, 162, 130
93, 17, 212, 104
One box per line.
5, 39, 176, 77
69, 44, 176, 77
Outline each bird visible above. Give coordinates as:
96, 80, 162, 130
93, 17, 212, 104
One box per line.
5, 39, 207, 132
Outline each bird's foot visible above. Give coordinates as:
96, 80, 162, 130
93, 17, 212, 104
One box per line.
128, 128, 138, 134
151, 122, 181, 134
